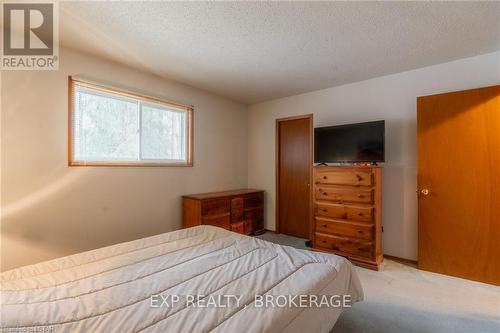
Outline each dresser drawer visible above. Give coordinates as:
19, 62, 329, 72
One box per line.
231, 197, 244, 210
232, 211, 244, 222
203, 214, 230, 230
315, 218, 374, 240
244, 193, 264, 209
231, 197, 244, 222
315, 202, 373, 222
315, 233, 374, 259
244, 220, 254, 235
315, 186, 374, 204
252, 219, 264, 234
244, 207, 264, 221
202, 199, 230, 216
315, 169, 373, 186
231, 221, 245, 234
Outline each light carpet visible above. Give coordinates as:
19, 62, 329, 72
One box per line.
257, 232, 500, 333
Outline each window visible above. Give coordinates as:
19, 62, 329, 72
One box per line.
69, 77, 193, 166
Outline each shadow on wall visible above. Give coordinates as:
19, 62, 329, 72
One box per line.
2, 169, 85, 222
380, 118, 417, 260
0, 167, 186, 271
1, 169, 91, 270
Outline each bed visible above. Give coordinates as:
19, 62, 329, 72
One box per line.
0, 225, 363, 332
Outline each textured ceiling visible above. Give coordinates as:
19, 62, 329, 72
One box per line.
59, 2, 500, 104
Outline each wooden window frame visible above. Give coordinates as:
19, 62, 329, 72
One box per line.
68, 76, 193, 167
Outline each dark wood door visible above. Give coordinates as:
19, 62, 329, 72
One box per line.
277, 115, 312, 239
417, 85, 500, 285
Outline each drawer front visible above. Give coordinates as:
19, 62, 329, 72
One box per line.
231, 221, 245, 234
315, 169, 373, 186
252, 218, 264, 233
315, 218, 373, 240
315, 233, 374, 259
244, 207, 264, 234
244, 220, 254, 235
244, 207, 264, 221
231, 197, 244, 211
315, 186, 374, 204
231, 197, 244, 222
315, 202, 373, 222
202, 199, 230, 216
232, 211, 244, 222
244, 193, 264, 209
203, 214, 230, 230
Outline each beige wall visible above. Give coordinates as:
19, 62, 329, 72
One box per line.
1, 48, 248, 271
247, 51, 500, 261
2, 47, 499, 270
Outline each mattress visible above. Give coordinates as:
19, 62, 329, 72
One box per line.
0, 225, 363, 332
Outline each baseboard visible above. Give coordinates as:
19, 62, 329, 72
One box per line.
384, 254, 418, 267
264, 228, 277, 233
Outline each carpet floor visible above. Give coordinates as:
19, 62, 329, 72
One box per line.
257, 232, 500, 333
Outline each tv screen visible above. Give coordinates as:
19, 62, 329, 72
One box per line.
314, 120, 385, 163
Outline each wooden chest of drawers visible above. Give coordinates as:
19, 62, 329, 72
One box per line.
182, 189, 265, 235
313, 166, 383, 270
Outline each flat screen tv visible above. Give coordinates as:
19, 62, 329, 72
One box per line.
314, 120, 385, 163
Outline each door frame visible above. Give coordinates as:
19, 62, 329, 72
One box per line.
275, 114, 314, 239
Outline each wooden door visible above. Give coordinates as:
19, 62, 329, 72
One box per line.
417, 85, 500, 285
276, 115, 312, 239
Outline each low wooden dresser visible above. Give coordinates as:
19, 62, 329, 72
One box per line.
182, 189, 265, 235
313, 166, 383, 270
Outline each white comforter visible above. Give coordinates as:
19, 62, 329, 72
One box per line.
0, 226, 363, 333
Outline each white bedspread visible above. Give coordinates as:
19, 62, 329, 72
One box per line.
0, 226, 363, 333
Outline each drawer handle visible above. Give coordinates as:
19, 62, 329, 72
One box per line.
321, 208, 327, 212
322, 192, 327, 196
323, 176, 328, 180
357, 230, 364, 234
356, 174, 363, 181
358, 212, 363, 216
357, 247, 368, 252
322, 224, 327, 228
332, 246, 340, 251
342, 213, 348, 219
357, 194, 364, 198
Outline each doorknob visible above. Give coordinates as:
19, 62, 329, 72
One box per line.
420, 189, 430, 196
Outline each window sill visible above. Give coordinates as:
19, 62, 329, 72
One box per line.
68, 161, 193, 167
